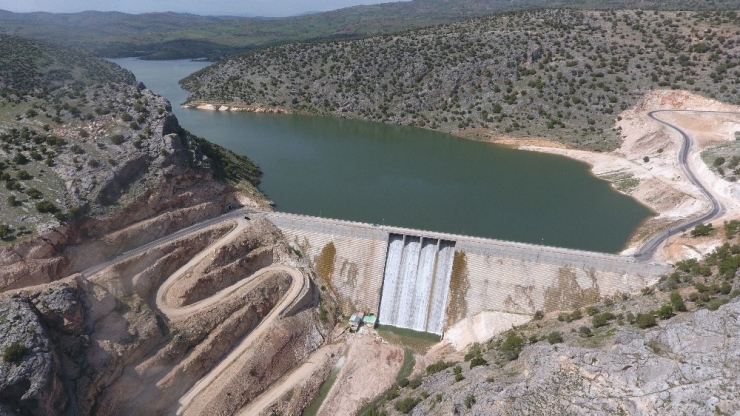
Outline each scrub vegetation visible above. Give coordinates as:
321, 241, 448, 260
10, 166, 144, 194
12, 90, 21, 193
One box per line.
1, 1, 739, 60
183, 9, 740, 151
0, 35, 260, 244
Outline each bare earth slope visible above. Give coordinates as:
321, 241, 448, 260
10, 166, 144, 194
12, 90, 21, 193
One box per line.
509, 90, 740, 260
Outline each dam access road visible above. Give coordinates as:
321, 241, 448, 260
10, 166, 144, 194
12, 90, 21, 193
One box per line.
74, 109, 735, 415
634, 110, 734, 261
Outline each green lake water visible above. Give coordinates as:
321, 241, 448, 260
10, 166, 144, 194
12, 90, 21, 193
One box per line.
111, 58, 653, 253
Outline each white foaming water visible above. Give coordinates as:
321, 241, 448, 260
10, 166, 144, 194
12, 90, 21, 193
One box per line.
378, 235, 404, 323
394, 236, 421, 327
409, 239, 437, 331
427, 240, 455, 334
378, 234, 455, 334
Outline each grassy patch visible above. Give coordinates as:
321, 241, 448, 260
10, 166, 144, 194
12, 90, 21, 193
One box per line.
376, 325, 441, 354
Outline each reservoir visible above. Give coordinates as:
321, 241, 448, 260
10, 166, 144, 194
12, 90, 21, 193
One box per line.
112, 58, 654, 253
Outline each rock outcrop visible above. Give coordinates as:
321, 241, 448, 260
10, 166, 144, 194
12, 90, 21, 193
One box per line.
0, 281, 88, 416
399, 299, 740, 415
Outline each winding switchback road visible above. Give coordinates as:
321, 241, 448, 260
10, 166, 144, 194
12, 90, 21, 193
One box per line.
79, 210, 310, 416
633, 110, 731, 261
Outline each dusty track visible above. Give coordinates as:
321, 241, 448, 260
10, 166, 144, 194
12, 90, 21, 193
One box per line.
172, 263, 305, 415
236, 345, 334, 416
80, 210, 311, 416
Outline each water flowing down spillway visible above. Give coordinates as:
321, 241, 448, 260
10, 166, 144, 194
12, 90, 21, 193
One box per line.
378, 234, 455, 334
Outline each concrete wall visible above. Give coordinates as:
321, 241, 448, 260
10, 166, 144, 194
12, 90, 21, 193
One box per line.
265, 213, 672, 329
266, 213, 388, 315
445, 249, 657, 329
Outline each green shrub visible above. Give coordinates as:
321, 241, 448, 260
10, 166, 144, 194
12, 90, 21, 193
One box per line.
426, 359, 454, 375
569, 309, 583, 321
533, 310, 544, 320
469, 357, 488, 368
110, 135, 125, 145
669, 292, 686, 312
635, 313, 656, 329
499, 333, 524, 360
691, 223, 714, 237
585, 306, 599, 316
408, 376, 422, 389
35, 200, 58, 213
707, 299, 728, 311
464, 343, 482, 361
26, 188, 42, 199
394, 397, 421, 414
13, 153, 28, 165
16, 170, 31, 180
656, 304, 673, 320
3, 342, 27, 363
547, 331, 563, 344
398, 377, 409, 388
578, 326, 592, 337
464, 394, 476, 409
592, 312, 615, 328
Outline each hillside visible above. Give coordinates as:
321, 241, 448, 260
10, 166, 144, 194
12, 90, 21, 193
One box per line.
0, 35, 346, 416
181, 9, 740, 151
2, 0, 740, 59
0, 36, 264, 287
0, 35, 135, 90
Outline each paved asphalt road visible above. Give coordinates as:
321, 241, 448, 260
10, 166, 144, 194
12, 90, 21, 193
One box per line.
633, 110, 734, 262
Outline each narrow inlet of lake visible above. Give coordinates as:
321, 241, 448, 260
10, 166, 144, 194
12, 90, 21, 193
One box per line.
111, 58, 654, 253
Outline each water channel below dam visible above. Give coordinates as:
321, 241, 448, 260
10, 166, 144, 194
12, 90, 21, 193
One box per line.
112, 58, 654, 253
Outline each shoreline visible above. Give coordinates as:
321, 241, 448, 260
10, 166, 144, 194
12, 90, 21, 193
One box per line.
181, 102, 291, 114
183, 91, 740, 262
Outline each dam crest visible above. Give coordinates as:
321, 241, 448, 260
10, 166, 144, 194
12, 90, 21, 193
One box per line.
264, 212, 670, 335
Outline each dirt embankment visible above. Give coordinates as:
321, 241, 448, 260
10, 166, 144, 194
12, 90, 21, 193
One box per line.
476, 90, 740, 262
316, 330, 404, 416
1, 215, 337, 416
182, 102, 290, 114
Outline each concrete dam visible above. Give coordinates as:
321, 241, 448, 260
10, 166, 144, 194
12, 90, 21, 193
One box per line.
378, 235, 455, 334
265, 212, 671, 335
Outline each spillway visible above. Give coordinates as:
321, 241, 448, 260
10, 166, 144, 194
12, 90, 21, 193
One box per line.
378, 234, 455, 334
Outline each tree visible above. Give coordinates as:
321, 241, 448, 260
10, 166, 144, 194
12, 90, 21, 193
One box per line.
2, 342, 27, 363
13, 153, 28, 165
35, 200, 58, 213
25, 188, 42, 199
635, 313, 656, 329
547, 331, 563, 344
656, 304, 673, 319
669, 291, 686, 312
691, 223, 714, 237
